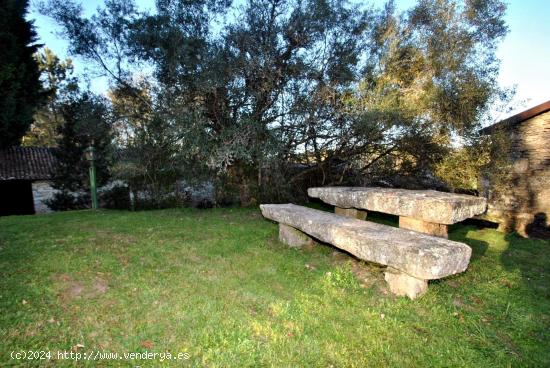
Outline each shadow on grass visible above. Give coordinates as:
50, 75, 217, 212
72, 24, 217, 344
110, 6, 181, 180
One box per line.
500, 232, 550, 298
449, 224, 489, 262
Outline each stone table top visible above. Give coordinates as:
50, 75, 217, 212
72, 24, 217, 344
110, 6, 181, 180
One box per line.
308, 187, 487, 224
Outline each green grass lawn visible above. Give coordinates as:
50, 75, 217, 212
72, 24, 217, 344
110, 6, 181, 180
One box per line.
0, 208, 549, 367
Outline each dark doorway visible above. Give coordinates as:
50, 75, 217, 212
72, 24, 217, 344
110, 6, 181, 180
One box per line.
0, 180, 35, 216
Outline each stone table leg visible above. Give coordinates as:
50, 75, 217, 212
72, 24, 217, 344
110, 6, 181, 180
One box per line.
399, 216, 448, 238
335, 207, 368, 220
279, 223, 314, 248
384, 268, 428, 299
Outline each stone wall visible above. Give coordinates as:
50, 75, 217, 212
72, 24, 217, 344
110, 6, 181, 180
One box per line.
483, 110, 550, 237
32, 180, 57, 214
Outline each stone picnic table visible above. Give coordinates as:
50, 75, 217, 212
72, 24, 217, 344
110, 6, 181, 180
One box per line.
260, 203, 472, 299
308, 187, 487, 238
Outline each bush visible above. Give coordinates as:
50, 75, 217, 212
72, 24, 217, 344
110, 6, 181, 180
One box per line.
131, 189, 190, 210
196, 198, 214, 209
100, 185, 131, 210
45, 190, 89, 211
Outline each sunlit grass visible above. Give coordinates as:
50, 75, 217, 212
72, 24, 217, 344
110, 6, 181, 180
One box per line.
0, 208, 548, 367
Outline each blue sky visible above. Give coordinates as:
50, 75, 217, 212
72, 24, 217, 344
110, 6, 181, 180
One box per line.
28, 0, 549, 120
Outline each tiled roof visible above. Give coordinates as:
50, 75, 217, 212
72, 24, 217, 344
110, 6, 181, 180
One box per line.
0, 146, 56, 181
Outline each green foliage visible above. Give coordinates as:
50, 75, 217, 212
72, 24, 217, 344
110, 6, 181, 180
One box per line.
42, 0, 512, 204
0, 0, 44, 148
23, 47, 79, 147
434, 131, 511, 193
99, 184, 131, 210
435, 146, 486, 192
47, 93, 113, 210
45, 190, 89, 211
107, 82, 192, 208
349, 0, 510, 182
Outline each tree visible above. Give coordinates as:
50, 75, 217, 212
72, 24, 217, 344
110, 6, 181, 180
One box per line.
0, 0, 44, 148
23, 47, 78, 147
43, 0, 511, 205
47, 93, 113, 210
108, 81, 190, 208
304, 0, 510, 187
130, 0, 372, 204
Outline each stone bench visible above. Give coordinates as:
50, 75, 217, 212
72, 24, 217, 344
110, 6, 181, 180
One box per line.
308, 187, 487, 238
260, 204, 472, 299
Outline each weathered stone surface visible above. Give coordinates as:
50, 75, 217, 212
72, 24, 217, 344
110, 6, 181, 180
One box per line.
480, 110, 550, 238
32, 180, 56, 213
279, 223, 313, 247
399, 216, 448, 238
260, 204, 472, 280
335, 206, 367, 220
384, 268, 428, 299
308, 187, 487, 224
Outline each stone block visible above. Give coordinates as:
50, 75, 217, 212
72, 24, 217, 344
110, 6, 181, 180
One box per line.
384, 268, 428, 299
335, 206, 367, 220
279, 223, 313, 248
399, 216, 448, 238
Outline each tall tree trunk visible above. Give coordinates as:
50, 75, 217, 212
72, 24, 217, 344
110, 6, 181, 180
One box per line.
235, 164, 257, 207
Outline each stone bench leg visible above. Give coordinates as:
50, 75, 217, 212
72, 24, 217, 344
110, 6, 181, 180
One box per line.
399, 216, 448, 238
279, 223, 314, 248
335, 207, 368, 220
384, 268, 428, 299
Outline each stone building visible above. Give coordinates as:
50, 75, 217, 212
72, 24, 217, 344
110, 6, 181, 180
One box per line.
480, 100, 550, 238
0, 147, 57, 216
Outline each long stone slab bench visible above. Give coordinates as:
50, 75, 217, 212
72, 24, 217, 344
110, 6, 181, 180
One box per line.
308, 187, 487, 238
260, 204, 472, 299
